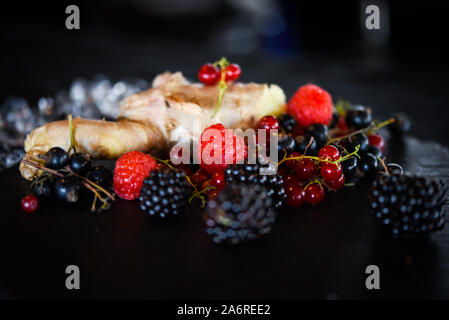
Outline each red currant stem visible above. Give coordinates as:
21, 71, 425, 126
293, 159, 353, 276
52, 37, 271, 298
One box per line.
210, 57, 230, 119
22, 158, 65, 177
153, 156, 175, 170
278, 146, 359, 167
303, 136, 315, 155
377, 156, 389, 176
67, 167, 115, 201
304, 178, 323, 191
326, 118, 394, 146
338, 145, 361, 162
67, 114, 77, 154
188, 185, 215, 207
82, 181, 109, 212
344, 182, 355, 187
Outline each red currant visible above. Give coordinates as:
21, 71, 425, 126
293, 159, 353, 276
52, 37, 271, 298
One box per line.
296, 158, 318, 180
327, 173, 345, 191
225, 63, 241, 81
257, 115, 280, 131
21, 195, 39, 213
198, 63, 220, 86
305, 183, 325, 205
285, 152, 301, 170
210, 171, 225, 190
191, 169, 209, 186
318, 145, 340, 161
320, 162, 343, 183
368, 133, 385, 150
285, 186, 306, 208
284, 173, 303, 189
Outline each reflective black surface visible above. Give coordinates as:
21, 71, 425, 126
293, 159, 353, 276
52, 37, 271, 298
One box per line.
0, 136, 448, 299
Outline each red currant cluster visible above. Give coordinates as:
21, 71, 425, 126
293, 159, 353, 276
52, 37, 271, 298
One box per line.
198, 61, 241, 85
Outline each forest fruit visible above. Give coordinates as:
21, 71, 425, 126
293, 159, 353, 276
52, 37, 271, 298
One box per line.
304, 124, 329, 147
318, 145, 341, 161
113, 151, 159, 200
285, 185, 306, 207
69, 153, 91, 176
304, 183, 325, 205
341, 156, 358, 181
88, 165, 113, 189
21, 195, 39, 213
320, 162, 343, 183
345, 106, 372, 129
210, 171, 226, 191
225, 161, 286, 208
359, 153, 380, 176
198, 123, 247, 174
258, 115, 280, 131
285, 152, 301, 169
347, 133, 369, 153
287, 84, 333, 128
368, 134, 385, 150
198, 63, 220, 85
369, 173, 448, 238
45, 147, 69, 170
54, 177, 81, 203
296, 158, 318, 180
277, 131, 296, 157
365, 145, 383, 159
224, 63, 241, 81
139, 167, 191, 218
327, 174, 345, 191
277, 113, 296, 132
294, 135, 317, 155
33, 179, 53, 199
389, 112, 411, 135
204, 183, 277, 244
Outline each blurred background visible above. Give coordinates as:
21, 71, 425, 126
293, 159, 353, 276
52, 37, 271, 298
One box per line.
0, 0, 448, 167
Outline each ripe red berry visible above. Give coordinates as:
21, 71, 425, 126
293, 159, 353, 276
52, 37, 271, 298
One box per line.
191, 169, 209, 186
257, 115, 280, 131
296, 158, 318, 180
368, 133, 385, 150
210, 171, 225, 190
113, 151, 159, 200
285, 152, 301, 170
320, 162, 343, 183
285, 186, 306, 208
197, 123, 247, 174
318, 145, 340, 161
287, 84, 333, 128
305, 183, 325, 205
21, 195, 39, 213
327, 173, 345, 191
198, 63, 220, 86
225, 63, 241, 81
284, 173, 303, 189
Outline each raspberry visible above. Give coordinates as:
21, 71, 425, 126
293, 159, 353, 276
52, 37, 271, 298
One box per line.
197, 123, 247, 174
287, 84, 333, 128
113, 151, 159, 200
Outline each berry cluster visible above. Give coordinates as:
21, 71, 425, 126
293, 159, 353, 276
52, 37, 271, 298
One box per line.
22, 146, 114, 213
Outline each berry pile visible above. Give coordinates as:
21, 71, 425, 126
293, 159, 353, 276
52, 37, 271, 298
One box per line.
369, 172, 448, 238
204, 183, 277, 244
23, 147, 114, 213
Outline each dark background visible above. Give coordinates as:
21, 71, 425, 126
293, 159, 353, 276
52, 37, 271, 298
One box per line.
1, 0, 448, 145
1, 0, 449, 300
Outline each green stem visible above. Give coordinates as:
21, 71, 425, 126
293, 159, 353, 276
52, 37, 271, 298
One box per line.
210, 57, 230, 119
67, 114, 77, 154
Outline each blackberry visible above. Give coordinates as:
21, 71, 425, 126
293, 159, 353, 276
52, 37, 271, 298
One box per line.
204, 183, 277, 244
139, 167, 191, 218
225, 160, 286, 208
369, 173, 448, 238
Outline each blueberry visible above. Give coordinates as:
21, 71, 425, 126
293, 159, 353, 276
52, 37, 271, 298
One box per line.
54, 176, 81, 203
45, 147, 69, 170
277, 131, 296, 158
277, 114, 296, 132
69, 153, 91, 176
365, 145, 383, 159
359, 153, 380, 176
389, 112, 411, 135
87, 165, 112, 188
304, 124, 329, 147
345, 106, 372, 129
33, 180, 54, 199
294, 135, 318, 155
347, 133, 369, 153
341, 156, 358, 180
